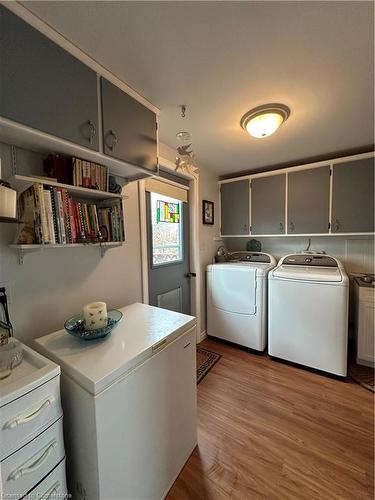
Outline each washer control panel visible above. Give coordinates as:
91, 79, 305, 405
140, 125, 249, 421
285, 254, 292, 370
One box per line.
230, 252, 271, 263
283, 254, 338, 267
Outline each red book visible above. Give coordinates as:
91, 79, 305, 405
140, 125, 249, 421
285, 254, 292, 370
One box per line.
68, 195, 77, 243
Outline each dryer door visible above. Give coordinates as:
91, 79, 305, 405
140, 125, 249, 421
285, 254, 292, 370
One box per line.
211, 266, 257, 315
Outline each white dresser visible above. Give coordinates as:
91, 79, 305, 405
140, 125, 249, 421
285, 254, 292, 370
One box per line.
0, 343, 67, 499
35, 303, 197, 500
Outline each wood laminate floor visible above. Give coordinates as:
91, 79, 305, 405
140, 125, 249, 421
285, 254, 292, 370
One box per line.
167, 338, 374, 500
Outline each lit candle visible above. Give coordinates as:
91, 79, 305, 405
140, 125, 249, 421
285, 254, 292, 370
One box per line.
83, 302, 108, 331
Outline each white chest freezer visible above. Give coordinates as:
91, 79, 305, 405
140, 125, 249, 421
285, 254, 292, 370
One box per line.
34, 303, 197, 500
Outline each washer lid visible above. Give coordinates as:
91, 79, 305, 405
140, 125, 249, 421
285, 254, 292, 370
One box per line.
272, 265, 343, 282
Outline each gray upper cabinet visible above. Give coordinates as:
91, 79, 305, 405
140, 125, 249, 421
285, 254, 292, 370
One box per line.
0, 6, 99, 150
220, 180, 249, 235
332, 158, 374, 233
101, 78, 157, 172
251, 174, 286, 234
287, 166, 330, 234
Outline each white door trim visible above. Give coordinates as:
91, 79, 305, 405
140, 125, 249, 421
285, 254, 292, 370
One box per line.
138, 157, 202, 342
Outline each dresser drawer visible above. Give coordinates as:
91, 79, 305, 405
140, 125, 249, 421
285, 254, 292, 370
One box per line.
0, 376, 62, 460
1, 417, 65, 498
24, 458, 67, 499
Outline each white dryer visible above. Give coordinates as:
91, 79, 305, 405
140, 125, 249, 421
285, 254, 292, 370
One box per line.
268, 253, 349, 377
207, 252, 276, 351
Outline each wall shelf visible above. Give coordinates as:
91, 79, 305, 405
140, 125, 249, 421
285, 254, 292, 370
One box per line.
0, 216, 22, 223
8, 174, 123, 200
9, 242, 123, 264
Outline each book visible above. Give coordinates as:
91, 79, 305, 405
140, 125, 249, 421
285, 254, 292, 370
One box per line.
56, 190, 66, 244
35, 183, 49, 244
43, 190, 56, 244
82, 161, 90, 188
68, 195, 77, 243
16, 186, 37, 244
61, 189, 72, 243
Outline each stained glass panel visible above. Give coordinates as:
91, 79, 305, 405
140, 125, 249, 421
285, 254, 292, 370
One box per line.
156, 200, 180, 223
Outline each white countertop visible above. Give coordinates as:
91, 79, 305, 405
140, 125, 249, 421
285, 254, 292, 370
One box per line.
34, 303, 196, 395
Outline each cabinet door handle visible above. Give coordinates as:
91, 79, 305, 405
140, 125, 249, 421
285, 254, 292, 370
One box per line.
279, 222, 284, 233
3, 397, 54, 430
289, 221, 295, 232
42, 481, 60, 499
333, 219, 340, 232
87, 120, 96, 144
108, 130, 118, 151
8, 439, 58, 481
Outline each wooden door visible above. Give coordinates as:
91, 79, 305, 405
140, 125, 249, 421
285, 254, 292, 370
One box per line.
251, 174, 286, 235
220, 180, 250, 235
287, 166, 330, 234
0, 6, 99, 150
101, 78, 157, 172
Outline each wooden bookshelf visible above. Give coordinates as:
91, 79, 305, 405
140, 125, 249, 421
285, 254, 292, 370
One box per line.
9, 174, 123, 200
10, 242, 123, 264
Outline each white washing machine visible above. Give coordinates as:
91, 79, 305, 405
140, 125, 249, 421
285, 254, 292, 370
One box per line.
207, 252, 276, 351
268, 253, 349, 377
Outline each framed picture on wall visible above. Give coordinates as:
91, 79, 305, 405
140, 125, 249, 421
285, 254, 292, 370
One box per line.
202, 200, 214, 225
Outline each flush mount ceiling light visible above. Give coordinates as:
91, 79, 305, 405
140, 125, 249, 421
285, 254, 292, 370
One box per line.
240, 103, 290, 139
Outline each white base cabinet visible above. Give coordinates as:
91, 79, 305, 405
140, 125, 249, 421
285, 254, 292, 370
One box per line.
34, 303, 197, 500
354, 281, 375, 367
0, 344, 67, 499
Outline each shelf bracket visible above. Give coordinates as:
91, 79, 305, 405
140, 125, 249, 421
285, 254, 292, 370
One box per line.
18, 248, 24, 266
11, 145, 17, 175
14, 246, 41, 265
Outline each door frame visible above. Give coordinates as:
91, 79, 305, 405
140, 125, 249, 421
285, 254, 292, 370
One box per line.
138, 156, 201, 342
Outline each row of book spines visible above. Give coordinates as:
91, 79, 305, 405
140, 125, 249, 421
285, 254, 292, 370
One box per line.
72, 158, 109, 192
97, 206, 124, 242
36, 184, 123, 244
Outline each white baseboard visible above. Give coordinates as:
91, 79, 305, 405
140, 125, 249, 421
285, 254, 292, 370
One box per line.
198, 330, 207, 343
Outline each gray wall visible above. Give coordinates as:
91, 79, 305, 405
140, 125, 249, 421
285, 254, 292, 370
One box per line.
198, 167, 220, 334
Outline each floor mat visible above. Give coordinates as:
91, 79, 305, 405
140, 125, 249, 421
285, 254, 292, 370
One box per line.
196, 346, 221, 384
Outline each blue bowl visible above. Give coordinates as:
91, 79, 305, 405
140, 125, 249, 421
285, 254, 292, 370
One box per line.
64, 310, 123, 340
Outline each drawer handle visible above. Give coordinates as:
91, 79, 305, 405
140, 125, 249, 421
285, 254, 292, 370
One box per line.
43, 480, 60, 499
8, 439, 58, 481
3, 397, 54, 430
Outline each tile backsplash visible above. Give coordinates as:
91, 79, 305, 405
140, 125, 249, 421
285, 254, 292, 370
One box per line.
223, 236, 374, 275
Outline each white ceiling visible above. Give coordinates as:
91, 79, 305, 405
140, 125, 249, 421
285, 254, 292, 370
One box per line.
22, 1, 374, 175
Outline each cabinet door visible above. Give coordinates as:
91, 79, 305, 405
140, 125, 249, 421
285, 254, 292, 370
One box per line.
220, 180, 249, 235
0, 6, 99, 150
251, 174, 285, 234
101, 78, 157, 172
332, 158, 374, 233
287, 166, 330, 234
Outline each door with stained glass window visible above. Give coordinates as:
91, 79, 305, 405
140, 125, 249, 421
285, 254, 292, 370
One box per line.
146, 189, 190, 314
